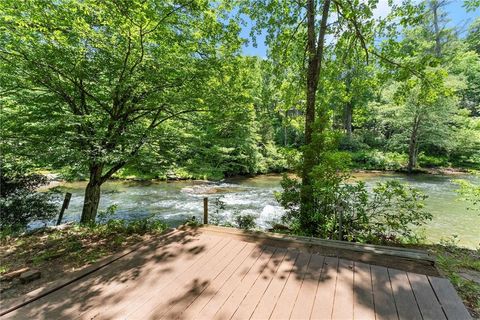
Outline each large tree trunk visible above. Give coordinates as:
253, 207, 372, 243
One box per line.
300, 0, 331, 228
80, 163, 104, 224
343, 101, 353, 137
407, 118, 420, 173
431, 0, 442, 58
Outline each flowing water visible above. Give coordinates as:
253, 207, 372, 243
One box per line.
53, 172, 480, 249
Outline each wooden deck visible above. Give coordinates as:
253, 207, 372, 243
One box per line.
0, 226, 471, 320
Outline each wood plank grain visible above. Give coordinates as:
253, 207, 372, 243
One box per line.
193, 247, 269, 320
310, 256, 339, 320
371, 264, 398, 320
332, 259, 355, 319
231, 248, 287, 320
122, 237, 235, 319
143, 239, 247, 319
269, 252, 311, 319
250, 250, 299, 320
353, 261, 375, 320
6, 232, 220, 320
80, 233, 222, 320
212, 247, 277, 320
388, 268, 422, 320
408, 272, 447, 320
428, 276, 471, 320
290, 253, 325, 320
165, 242, 257, 319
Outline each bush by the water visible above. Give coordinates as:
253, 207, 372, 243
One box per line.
350, 150, 407, 171
276, 153, 432, 244
234, 213, 257, 230
0, 163, 58, 232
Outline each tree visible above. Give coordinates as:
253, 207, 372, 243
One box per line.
0, 162, 58, 231
390, 69, 459, 172
0, 0, 239, 223
428, 0, 452, 58
240, 0, 379, 231
466, 18, 480, 54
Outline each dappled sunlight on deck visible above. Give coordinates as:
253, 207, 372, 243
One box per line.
1, 227, 471, 320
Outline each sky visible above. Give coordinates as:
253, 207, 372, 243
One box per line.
240, 0, 480, 57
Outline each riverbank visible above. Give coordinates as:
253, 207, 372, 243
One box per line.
44, 171, 480, 249
41, 164, 478, 186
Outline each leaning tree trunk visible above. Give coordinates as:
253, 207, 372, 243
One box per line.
80, 163, 104, 224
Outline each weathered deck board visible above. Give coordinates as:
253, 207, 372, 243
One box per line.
212, 247, 277, 320
269, 252, 311, 319
408, 272, 448, 320
231, 248, 287, 320
429, 276, 472, 320
388, 268, 422, 320
332, 259, 355, 319
160, 242, 256, 319
371, 264, 398, 320
353, 261, 375, 320
250, 250, 298, 320
120, 235, 232, 319
310, 256, 339, 320
194, 247, 269, 319
138, 239, 246, 319
178, 243, 256, 319
289, 253, 324, 319
1, 227, 471, 320
78, 233, 224, 320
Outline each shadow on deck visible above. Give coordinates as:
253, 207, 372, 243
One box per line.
0, 225, 472, 320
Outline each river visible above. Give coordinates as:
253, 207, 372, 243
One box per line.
53, 172, 480, 249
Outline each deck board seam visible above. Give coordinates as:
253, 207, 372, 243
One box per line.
387, 268, 402, 320
266, 251, 300, 320
427, 275, 450, 320
406, 269, 421, 320
220, 247, 278, 320
288, 253, 312, 320
369, 264, 378, 320
208, 246, 271, 319
329, 257, 340, 320
160, 241, 250, 319
307, 255, 326, 319
183, 243, 258, 319
123, 236, 233, 318
248, 249, 289, 320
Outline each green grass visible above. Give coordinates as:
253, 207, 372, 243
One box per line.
1, 218, 168, 274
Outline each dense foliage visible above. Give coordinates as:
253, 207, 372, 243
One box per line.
277, 165, 432, 244
1, 0, 479, 230
0, 164, 58, 231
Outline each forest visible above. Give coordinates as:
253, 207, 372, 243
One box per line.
1, 0, 480, 315
1, 0, 479, 225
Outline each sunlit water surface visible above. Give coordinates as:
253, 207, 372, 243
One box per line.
53, 173, 479, 249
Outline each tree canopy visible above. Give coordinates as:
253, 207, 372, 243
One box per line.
1, 0, 479, 224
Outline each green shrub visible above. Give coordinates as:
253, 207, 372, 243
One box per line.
0, 163, 58, 231
350, 150, 407, 170
277, 163, 431, 244
234, 213, 257, 230
418, 153, 450, 167
338, 135, 369, 152
89, 216, 167, 236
